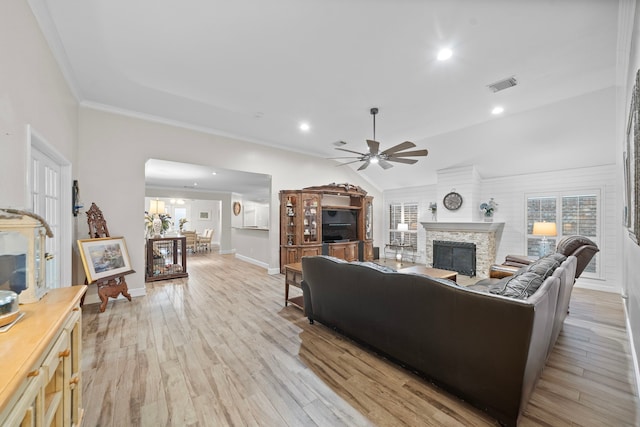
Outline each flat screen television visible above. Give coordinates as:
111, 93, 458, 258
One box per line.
322, 209, 358, 242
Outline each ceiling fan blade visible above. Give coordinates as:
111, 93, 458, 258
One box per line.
336, 159, 363, 166
358, 160, 371, 171
328, 156, 362, 159
366, 140, 380, 155
380, 141, 416, 156
389, 149, 429, 158
335, 147, 367, 156
386, 157, 418, 164
378, 159, 394, 169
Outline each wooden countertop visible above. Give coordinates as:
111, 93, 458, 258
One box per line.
0, 286, 87, 415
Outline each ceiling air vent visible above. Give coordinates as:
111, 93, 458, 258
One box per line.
487, 76, 518, 93
333, 140, 347, 147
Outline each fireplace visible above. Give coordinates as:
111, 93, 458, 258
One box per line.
433, 240, 476, 276
421, 221, 503, 279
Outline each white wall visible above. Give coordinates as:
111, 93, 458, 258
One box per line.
620, 0, 640, 389
78, 106, 383, 297
383, 183, 438, 264
482, 165, 618, 292
0, 0, 79, 286
384, 165, 618, 292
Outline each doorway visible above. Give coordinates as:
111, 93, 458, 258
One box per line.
29, 125, 72, 288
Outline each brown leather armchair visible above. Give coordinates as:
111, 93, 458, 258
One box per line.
490, 235, 599, 279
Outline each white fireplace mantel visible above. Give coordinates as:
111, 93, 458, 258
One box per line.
420, 221, 504, 233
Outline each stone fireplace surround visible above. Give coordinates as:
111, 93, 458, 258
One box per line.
420, 222, 505, 278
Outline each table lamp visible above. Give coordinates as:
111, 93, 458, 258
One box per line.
398, 223, 409, 245
532, 221, 557, 257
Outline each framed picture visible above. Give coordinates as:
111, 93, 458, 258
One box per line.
233, 201, 242, 216
199, 210, 211, 220
78, 237, 133, 283
626, 69, 640, 244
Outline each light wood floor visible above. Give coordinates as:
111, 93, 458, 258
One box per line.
81, 253, 640, 426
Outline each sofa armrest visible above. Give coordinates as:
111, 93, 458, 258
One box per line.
504, 254, 536, 267
489, 264, 520, 279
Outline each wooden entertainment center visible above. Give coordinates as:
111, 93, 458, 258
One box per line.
279, 183, 373, 272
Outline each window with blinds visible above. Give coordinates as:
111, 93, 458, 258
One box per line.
389, 202, 418, 248
526, 192, 599, 275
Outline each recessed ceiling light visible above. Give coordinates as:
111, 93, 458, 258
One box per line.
437, 48, 453, 61
492, 106, 505, 115
211, 172, 217, 175
193, 182, 198, 186
299, 122, 310, 132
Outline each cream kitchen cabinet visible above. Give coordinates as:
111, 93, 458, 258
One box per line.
0, 286, 86, 427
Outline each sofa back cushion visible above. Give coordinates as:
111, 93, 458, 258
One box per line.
490, 253, 566, 299
556, 235, 597, 256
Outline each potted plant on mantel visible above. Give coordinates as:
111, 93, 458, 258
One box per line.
479, 198, 498, 222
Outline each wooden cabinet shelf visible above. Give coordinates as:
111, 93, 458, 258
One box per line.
322, 205, 360, 210
279, 184, 374, 271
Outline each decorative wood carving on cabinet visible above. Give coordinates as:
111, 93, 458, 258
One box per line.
85, 203, 132, 312
279, 183, 374, 271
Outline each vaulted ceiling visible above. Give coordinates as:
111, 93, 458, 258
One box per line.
30, 0, 619, 190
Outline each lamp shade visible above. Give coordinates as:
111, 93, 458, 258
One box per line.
149, 200, 165, 215
532, 221, 557, 237
397, 223, 409, 231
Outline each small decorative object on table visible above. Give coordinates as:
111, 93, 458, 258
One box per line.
179, 218, 188, 232
479, 198, 498, 222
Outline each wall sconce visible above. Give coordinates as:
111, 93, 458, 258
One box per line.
532, 221, 557, 257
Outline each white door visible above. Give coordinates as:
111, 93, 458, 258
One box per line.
31, 146, 61, 289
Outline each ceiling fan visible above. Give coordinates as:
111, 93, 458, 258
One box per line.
331, 107, 428, 171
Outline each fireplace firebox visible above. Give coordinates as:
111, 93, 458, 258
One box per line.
433, 240, 476, 276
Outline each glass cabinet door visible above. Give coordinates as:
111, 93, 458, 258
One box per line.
302, 194, 320, 244
284, 194, 297, 246
365, 197, 373, 240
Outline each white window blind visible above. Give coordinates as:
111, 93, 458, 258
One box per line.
526, 192, 599, 275
389, 202, 418, 248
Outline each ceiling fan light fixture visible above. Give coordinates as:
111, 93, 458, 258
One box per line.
331, 107, 428, 170
437, 48, 453, 61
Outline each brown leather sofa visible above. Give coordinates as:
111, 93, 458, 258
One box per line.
489, 235, 599, 280
301, 255, 577, 426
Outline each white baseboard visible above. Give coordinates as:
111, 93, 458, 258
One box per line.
235, 253, 268, 269
219, 249, 236, 255
234, 254, 281, 275
82, 286, 146, 306
267, 267, 281, 275
623, 299, 640, 399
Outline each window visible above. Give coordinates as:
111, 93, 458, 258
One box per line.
526, 192, 599, 275
389, 202, 418, 248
